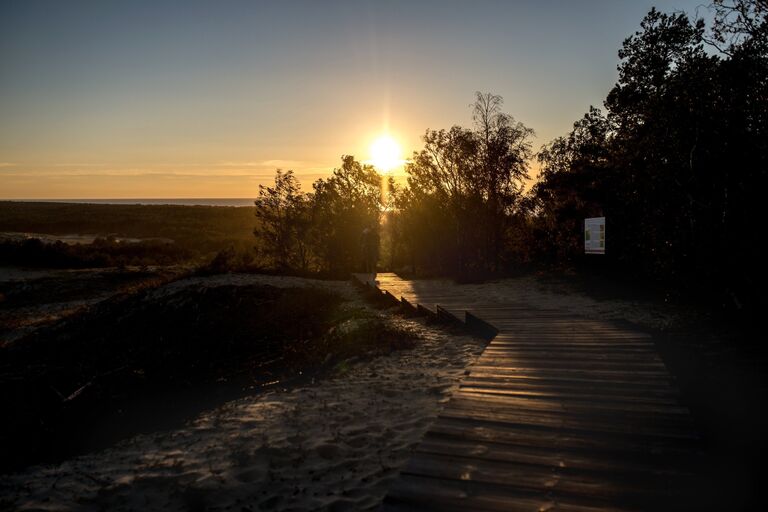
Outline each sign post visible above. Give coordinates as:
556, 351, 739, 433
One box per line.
584, 217, 605, 254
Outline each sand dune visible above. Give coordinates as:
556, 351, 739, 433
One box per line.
1, 275, 486, 511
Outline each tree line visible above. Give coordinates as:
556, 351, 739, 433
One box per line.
254, 1, 765, 310
253, 156, 390, 275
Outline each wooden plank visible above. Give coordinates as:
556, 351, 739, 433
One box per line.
462, 371, 678, 393
484, 346, 658, 353
480, 352, 663, 364
482, 346, 659, 354
475, 358, 668, 371
426, 417, 699, 455
383, 474, 634, 512
459, 374, 676, 393
459, 380, 677, 398
439, 405, 697, 440
458, 385, 682, 407
414, 437, 698, 476
489, 340, 656, 347
488, 346, 660, 359
403, 451, 695, 504
491, 325, 650, 331
459, 376, 677, 394
450, 391, 691, 419
466, 366, 674, 383
491, 335, 654, 342
489, 334, 643, 340
447, 395, 693, 428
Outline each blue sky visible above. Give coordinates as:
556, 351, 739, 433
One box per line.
0, 0, 711, 198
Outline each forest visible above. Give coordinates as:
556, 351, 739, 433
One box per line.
0, 202, 256, 268
252, 2, 766, 314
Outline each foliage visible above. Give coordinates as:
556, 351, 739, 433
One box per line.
708, 0, 767, 53
0, 237, 189, 268
390, 92, 534, 276
196, 246, 256, 275
528, 2, 766, 309
253, 170, 311, 271
310, 155, 383, 274
527, 107, 612, 263
0, 201, 256, 266
253, 156, 383, 276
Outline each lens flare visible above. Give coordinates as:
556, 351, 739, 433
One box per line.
369, 135, 403, 172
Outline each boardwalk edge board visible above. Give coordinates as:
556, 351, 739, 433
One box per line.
352, 273, 498, 339
436, 305, 463, 326
466, 310, 500, 340
383, 289, 401, 307
400, 296, 418, 316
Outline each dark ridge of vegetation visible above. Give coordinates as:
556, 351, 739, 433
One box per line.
0, 282, 417, 473
0, 237, 191, 268
0, 201, 256, 262
525, 3, 765, 317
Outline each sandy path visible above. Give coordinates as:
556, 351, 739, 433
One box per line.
1, 275, 486, 511
489, 275, 683, 330
395, 274, 684, 331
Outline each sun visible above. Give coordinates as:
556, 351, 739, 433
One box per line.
369, 135, 403, 172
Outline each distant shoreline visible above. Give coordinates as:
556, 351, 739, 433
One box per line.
0, 198, 256, 207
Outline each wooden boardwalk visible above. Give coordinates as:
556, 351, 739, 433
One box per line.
356, 273, 703, 512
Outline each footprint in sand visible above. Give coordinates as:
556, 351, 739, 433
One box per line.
315, 443, 342, 460
258, 495, 283, 509
343, 435, 369, 448
235, 467, 266, 483
379, 388, 400, 398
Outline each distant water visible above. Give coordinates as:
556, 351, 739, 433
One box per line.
9, 198, 256, 207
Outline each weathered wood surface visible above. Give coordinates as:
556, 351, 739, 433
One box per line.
354, 273, 702, 512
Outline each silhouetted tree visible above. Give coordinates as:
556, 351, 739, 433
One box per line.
527, 107, 611, 262
253, 170, 310, 270
709, 0, 767, 53
402, 125, 478, 272
472, 92, 534, 269
309, 155, 383, 274
529, 4, 766, 309
396, 92, 533, 276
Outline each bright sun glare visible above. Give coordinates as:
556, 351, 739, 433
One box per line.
369, 135, 403, 172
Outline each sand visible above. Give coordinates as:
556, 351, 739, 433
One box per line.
490, 275, 686, 330
1, 270, 758, 511
397, 273, 687, 332
0, 274, 486, 511
0, 266, 186, 346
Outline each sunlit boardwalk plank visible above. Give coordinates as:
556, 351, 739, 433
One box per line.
353, 273, 703, 511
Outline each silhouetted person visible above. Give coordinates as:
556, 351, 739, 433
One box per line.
361, 226, 379, 278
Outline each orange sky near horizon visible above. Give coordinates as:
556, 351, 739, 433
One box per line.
0, 1, 705, 200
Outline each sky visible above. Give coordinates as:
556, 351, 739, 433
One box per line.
0, 0, 711, 199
